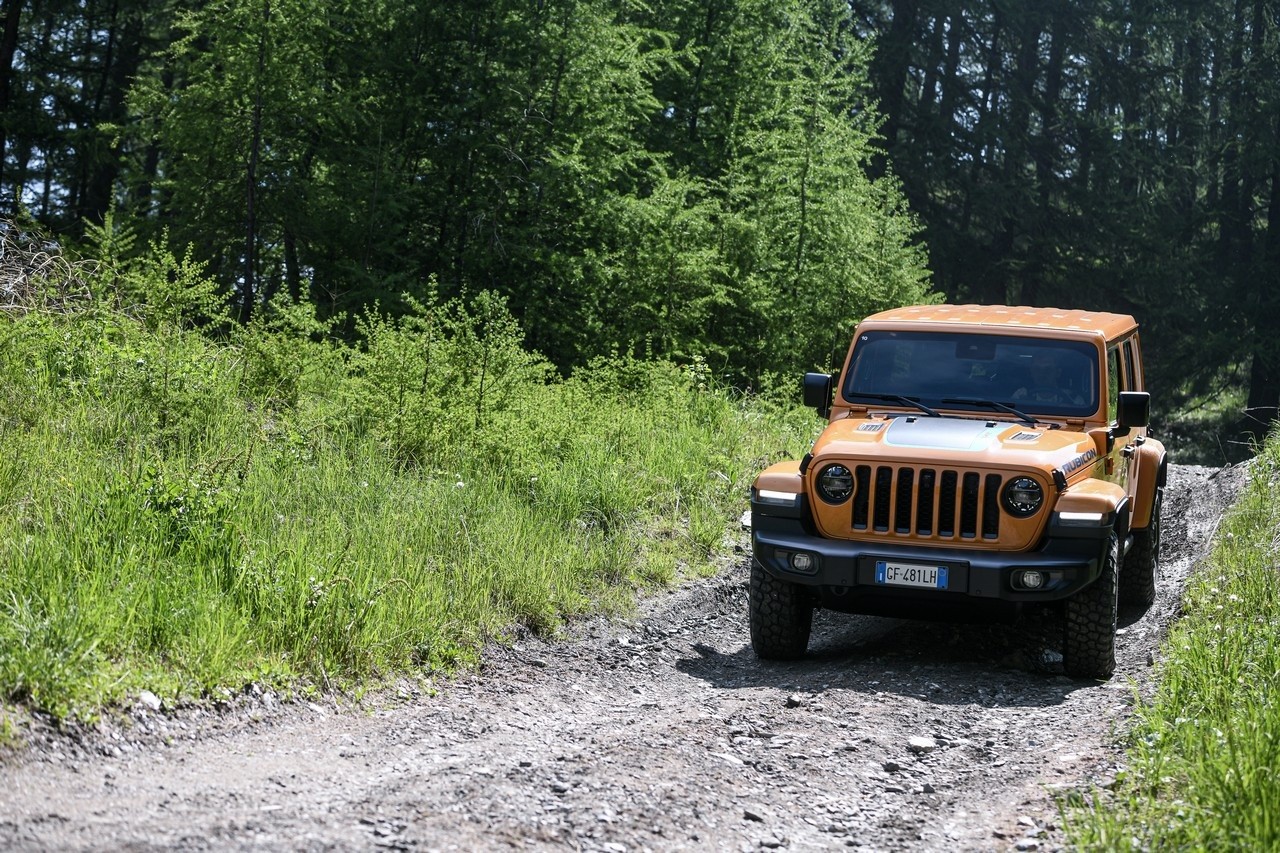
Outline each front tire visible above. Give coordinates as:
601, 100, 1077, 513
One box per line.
1064, 533, 1119, 680
749, 561, 813, 660
1120, 486, 1162, 607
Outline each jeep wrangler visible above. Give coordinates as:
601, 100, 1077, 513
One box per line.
748, 305, 1166, 679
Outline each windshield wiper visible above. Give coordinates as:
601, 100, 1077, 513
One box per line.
847, 392, 941, 418
940, 397, 1057, 428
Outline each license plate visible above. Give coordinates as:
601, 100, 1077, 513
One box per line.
874, 560, 949, 590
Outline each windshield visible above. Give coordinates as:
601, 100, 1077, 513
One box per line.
842, 330, 1100, 418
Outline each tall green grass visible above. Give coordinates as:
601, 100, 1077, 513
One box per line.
1064, 438, 1280, 850
0, 282, 814, 722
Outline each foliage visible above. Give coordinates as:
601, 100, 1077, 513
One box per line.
856, 0, 1280, 438
0, 243, 816, 721
345, 288, 550, 467
0, 0, 932, 382
1063, 433, 1280, 849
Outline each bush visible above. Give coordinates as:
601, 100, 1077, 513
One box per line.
0, 249, 814, 721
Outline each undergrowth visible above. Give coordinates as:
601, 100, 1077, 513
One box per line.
1063, 432, 1280, 849
0, 237, 815, 724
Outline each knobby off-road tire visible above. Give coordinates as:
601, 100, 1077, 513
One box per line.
749, 561, 813, 660
1119, 486, 1162, 607
1064, 532, 1119, 680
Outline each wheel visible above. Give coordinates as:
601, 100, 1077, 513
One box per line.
1119, 486, 1162, 607
1063, 532, 1119, 680
749, 561, 813, 660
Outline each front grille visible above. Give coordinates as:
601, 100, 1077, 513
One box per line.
851, 465, 1003, 540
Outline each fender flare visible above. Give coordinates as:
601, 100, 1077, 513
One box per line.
1132, 439, 1168, 530
1054, 477, 1130, 543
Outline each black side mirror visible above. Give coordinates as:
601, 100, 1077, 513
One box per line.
803, 372, 834, 418
1115, 391, 1150, 434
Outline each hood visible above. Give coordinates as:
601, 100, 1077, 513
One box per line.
810, 414, 1099, 477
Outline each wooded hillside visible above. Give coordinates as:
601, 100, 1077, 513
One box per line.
1, 0, 1278, 436
861, 0, 1280, 434
0, 0, 930, 380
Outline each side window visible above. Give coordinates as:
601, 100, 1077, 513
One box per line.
1122, 339, 1138, 391
1106, 345, 1121, 422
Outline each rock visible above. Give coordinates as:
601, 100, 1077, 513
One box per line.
743, 805, 768, 822
907, 736, 937, 754
139, 691, 162, 712
785, 694, 804, 708
1015, 841, 1040, 851
882, 760, 902, 772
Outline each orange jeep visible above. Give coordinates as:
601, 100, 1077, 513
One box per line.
749, 305, 1167, 679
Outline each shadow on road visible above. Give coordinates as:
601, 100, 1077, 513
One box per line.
674, 600, 1150, 708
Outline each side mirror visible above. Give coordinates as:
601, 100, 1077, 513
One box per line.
803, 372, 834, 418
1115, 391, 1150, 434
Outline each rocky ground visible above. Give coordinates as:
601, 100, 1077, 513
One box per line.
0, 463, 1244, 852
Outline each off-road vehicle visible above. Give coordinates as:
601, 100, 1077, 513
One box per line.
749, 305, 1166, 679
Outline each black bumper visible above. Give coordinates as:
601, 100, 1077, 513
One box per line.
751, 498, 1112, 603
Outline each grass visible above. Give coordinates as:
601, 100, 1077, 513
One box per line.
1154, 377, 1258, 466
1063, 431, 1280, 850
0, 294, 816, 727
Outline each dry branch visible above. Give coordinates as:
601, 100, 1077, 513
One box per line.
0, 219, 97, 314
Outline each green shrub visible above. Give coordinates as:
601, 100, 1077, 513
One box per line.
0, 273, 813, 722
1064, 435, 1280, 850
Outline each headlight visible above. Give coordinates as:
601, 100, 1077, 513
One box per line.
816, 464, 854, 504
1002, 476, 1043, 517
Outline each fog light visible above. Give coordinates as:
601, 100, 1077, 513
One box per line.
791, 552, 814, 573
1019, 570, 1045, 590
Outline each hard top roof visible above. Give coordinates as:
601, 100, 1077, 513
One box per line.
859, 304, 1138, 340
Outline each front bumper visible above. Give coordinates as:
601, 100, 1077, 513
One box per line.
751, 495, 1112, 603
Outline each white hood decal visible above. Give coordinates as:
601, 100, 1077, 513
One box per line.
882, 417, 1013, 451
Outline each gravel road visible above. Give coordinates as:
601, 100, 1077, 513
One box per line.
0, 463, 1245, 852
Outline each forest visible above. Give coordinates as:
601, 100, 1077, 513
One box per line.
1, 0, 1278, 446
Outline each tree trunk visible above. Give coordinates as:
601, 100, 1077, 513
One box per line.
243, 0, 270, 324
83, 2, 147, 223
871, 0, 918, 171
686, 0, 722, 143
1217, 0, 1247, 268
995, 5, 1042, 305
284, 227, 301, 303
1173, 27, 1203, 233
936, 13, 962, 138
0, 0, 22, 206
1242, 7, 1277, 437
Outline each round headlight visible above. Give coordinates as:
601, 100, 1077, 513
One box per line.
816, 464, 854, 504
1003, 476, 1044, 517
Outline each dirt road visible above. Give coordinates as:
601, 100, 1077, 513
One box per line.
0, 464, 1243, 851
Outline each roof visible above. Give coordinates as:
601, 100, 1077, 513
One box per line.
859, 304, 1138, 341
